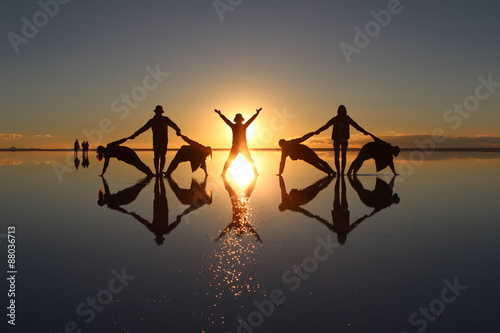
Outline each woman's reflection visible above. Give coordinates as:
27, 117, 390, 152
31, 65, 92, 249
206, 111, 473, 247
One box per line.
217, 176, 260, 242
348, 175, 400, 217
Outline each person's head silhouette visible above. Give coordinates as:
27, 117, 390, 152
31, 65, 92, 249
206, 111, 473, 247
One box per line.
234, 113, 244, 123
392, 145, 400, 157
96, 146, 106, 162
337, 105, 347, 118
154, 105, 164, 114
278, 139, 286, 148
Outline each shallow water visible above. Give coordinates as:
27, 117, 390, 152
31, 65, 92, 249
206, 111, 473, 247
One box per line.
1, 150, 499, 332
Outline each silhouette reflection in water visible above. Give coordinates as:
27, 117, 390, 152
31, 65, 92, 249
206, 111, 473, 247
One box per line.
217, 176, 261, 242
278, 175, 334, 219
82, 154, 89, 168
167, 176, 212, 222
97, 176, 151, 215
129, 176, 182, 245
74, 156, 80, 170
348, 175, 400, 216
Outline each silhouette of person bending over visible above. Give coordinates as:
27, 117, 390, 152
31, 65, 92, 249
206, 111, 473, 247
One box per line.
316, 105, 369, 175
215, 108, 261, 177
348, 134, 399, 175
129, 105, 181, 175
96, 138, 154, 177
278, 132, 335, 175
165, 134, 212, 177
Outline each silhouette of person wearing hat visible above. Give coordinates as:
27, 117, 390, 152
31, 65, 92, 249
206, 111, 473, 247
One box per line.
129, 105, 181, 175
164, 134, 212, 177
347, 134, 400, 175
278, 132, 335, 175
215, 108, 261, 177
96, 137, 154, 176
315, 105, 370, 175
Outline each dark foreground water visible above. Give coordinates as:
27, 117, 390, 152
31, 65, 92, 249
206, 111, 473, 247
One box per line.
1, 150, 499, 333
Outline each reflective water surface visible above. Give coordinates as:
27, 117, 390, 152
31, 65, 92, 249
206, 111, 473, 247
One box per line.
0, 150, 499, 332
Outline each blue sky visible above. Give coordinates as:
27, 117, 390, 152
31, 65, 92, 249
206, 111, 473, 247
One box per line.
1, 0, 499, 149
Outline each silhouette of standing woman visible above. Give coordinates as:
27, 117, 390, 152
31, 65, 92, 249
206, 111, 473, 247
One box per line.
215, 108, 261, 177
316, 105, 369, 175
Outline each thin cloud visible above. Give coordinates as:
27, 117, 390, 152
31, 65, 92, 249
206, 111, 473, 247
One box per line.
34, 134, 55, 138
0, 133, 23, 140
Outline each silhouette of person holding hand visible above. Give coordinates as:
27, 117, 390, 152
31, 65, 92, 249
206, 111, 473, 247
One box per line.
278, 132, 335, 175
129, 105, 181, 175
165, 134, 212, 177
348, 134, 400, 175
96, 138, 154, 177
316, 105, 369, 175
215, 108, 261, 177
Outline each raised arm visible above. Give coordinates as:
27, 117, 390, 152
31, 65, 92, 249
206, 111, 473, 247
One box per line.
180, 134, 197, 146
244, 108, 262, 127
296, 132, 315, 144
315, 118, 334, 134
108, 137, 128, 146
166, 117, 181, 135
348, 117, 368, 135
214, 109, 233, 127
130, 119, 152, 139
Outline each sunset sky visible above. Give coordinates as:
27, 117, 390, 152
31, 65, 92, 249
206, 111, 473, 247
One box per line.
1, 0, 499, 149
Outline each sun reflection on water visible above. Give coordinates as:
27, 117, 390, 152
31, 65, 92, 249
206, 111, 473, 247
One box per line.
227, 154, 256, 189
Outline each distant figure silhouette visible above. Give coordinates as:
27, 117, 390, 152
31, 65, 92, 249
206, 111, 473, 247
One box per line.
217, 177, 261, 242
97, 176, 151, 215
96, 138, 154, 177
74, 139, 80, 158
82, 140, 89, 157
348, 175, 400, 217
129, 177, 181, 245
278, 132, 335, 175
215, 108, 261, 177
167, 176, 212, 222
129, 105, 181, 175
278, 175, 333, 218
165, 134, 212, 177
316, 105, 369, 174
348, 134, 400, 175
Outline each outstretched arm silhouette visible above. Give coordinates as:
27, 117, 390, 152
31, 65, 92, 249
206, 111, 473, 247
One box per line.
214, 109, 233, 127
244, 108, 262, 127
